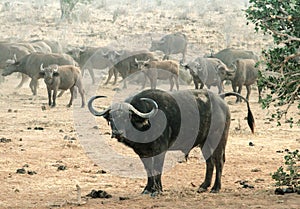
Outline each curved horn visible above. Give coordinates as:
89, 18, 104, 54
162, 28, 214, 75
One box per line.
53, 64, 59, 72
40, 63, 44, 71
88, 96, 110, 116
126, 98, 158, 118
135, 58, 139, 63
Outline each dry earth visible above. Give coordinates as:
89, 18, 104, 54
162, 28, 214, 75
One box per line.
0, 1, 299, 209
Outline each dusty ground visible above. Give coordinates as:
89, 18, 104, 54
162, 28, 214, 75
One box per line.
0, 1, 299, 209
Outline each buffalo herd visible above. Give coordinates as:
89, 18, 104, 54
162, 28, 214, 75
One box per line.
1, 32, 262, 195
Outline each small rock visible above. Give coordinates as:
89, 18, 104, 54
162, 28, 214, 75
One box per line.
86, 189, 112, 199
275, 188, 284, 195
254, 178, 264, 183
119, 196, 130, 201
57, 165, 66, 171
14, 110, 18, 113
8, 109, 12, 113
34, 127, 44, 130
251, 168, 261, 172
27, 170, 37, 175
0, 137, 11, 143
93, 126, 99, 129
249, 142, 254, 146
276, 150, 284, 153
96, 170, 107, 174
41, 105, 47, 111
23, 164, 29, 168
16, 168, 26, 174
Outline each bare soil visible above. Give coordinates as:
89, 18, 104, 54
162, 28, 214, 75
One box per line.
0, 1, 299, 209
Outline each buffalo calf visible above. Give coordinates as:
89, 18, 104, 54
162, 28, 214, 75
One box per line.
39, 64, 85, 108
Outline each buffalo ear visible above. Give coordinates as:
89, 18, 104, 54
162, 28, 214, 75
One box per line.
103, 111, 111, 124
39, 71, 45, 77
53, 72, 59, 76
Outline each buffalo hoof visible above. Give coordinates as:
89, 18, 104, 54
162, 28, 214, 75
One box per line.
210, 189, 220, 193
141, 189, 161, 197
197, 187, 208, 193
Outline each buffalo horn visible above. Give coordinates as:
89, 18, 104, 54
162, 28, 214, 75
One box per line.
125, 98, 158, 118
40, 63, 44, 71
88, 96, 110, 116
53, 65, 59, 72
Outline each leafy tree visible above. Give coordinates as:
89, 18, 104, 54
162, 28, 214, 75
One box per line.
60, 0, 93, 19
245, 0, 300, 126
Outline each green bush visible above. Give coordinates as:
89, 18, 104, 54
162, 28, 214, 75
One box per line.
271, 150, 300, 191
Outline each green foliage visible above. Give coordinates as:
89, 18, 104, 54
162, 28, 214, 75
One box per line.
60, 0, 93, 19
245, 0, 300, 126
271, 150, 300, 189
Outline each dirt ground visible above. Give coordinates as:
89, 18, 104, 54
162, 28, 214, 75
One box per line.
0, 1, 299, 209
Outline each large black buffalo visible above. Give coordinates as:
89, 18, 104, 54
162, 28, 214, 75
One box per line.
88, 89, 255, 195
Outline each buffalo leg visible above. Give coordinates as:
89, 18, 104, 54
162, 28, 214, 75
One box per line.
210, 152, 225, 193
112, 68, 118, 85
246, 85, 251, 101
141, 153, 166, 196
237, 85, 243, 103
47, 87, 52, 106
169, 77, 174, 91
52, 88, 58, 107
16, 74, 29, 89
104, 68, 114, 85
198, 157, 214, 193
193, 79, 199, 89
175, 77, 179, 91
88, 68, 95, 84
29, 78, 38, 95
76, 80, 86, 108
67, 86, 74, 107
231, 83, 239, 103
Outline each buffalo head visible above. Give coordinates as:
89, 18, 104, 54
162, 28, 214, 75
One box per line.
39, 64, 59, 84
88, 96, 158, 140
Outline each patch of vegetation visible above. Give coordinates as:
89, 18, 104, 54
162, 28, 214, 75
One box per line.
271, 149, 300, 194
245, 0, 300, 126
60, 0, 93, 19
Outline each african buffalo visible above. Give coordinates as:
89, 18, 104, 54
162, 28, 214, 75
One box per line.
67, 46, 115, 85
0, 42, 35, 86
108, 50, 157, 88
209, 48, 259, 67
2, 52, 77, 95
39, 64, 85, 108
182, 57, 229, 93
88, 89, 255, 195
219, 59, 258, 102
29, 40, 52, 53
150, 32, 187, 62
135, 59, 179, 91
